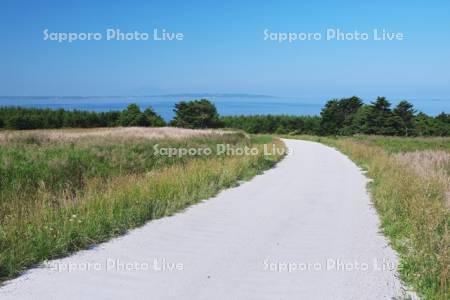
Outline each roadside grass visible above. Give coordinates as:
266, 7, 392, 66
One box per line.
352, 135, 450, 153
0, 128, 285, 282
285, 135, 450, 300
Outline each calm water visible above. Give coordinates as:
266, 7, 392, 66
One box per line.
0, 96, 448, 121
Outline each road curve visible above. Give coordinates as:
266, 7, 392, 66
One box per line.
0, 139, 404, 300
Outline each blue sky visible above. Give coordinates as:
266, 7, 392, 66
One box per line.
1, 0, 450, 98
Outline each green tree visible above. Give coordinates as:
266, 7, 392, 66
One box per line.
220, 115, 321, 135
144, 107, 166, 127
275, 125, 288, 134
351, 105, 372, 134
171, 99, 222, 128
436, 112, 450, 124
365, 97, 397, 135
414, 113, 450, 136
119, 104, 149, 126
319, 100, 340, 135
393, 101, 416, 136
382, 115, 403, 135
320, 96, 363, 135
6, 115, 31, 129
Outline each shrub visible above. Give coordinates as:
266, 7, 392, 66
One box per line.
171, 99, 222, 128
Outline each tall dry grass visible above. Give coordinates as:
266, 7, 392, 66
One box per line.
393, 150, 450, 206
0, 127, 231, 144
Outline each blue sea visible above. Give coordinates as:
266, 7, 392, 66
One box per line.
0, 96, 448, 121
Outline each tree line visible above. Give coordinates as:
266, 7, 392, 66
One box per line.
0, 105, 164, 130
221, 97, 450, 136
0, 97, 449, 136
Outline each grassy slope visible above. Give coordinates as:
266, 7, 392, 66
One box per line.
286, 135, 449, 300
0, 130, 285, 281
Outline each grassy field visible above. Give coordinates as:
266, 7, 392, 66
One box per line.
286, 135, 449, 300
0, 127, 285, 282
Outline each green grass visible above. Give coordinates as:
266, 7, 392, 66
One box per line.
0, 129, 285, 282
250, 134, 274, 144
351, 135, 450, 153
285, 135, 450, 300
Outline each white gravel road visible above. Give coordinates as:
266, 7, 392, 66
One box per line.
0, 139, 406, 300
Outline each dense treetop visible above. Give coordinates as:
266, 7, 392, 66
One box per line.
170, 99, 222, 129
